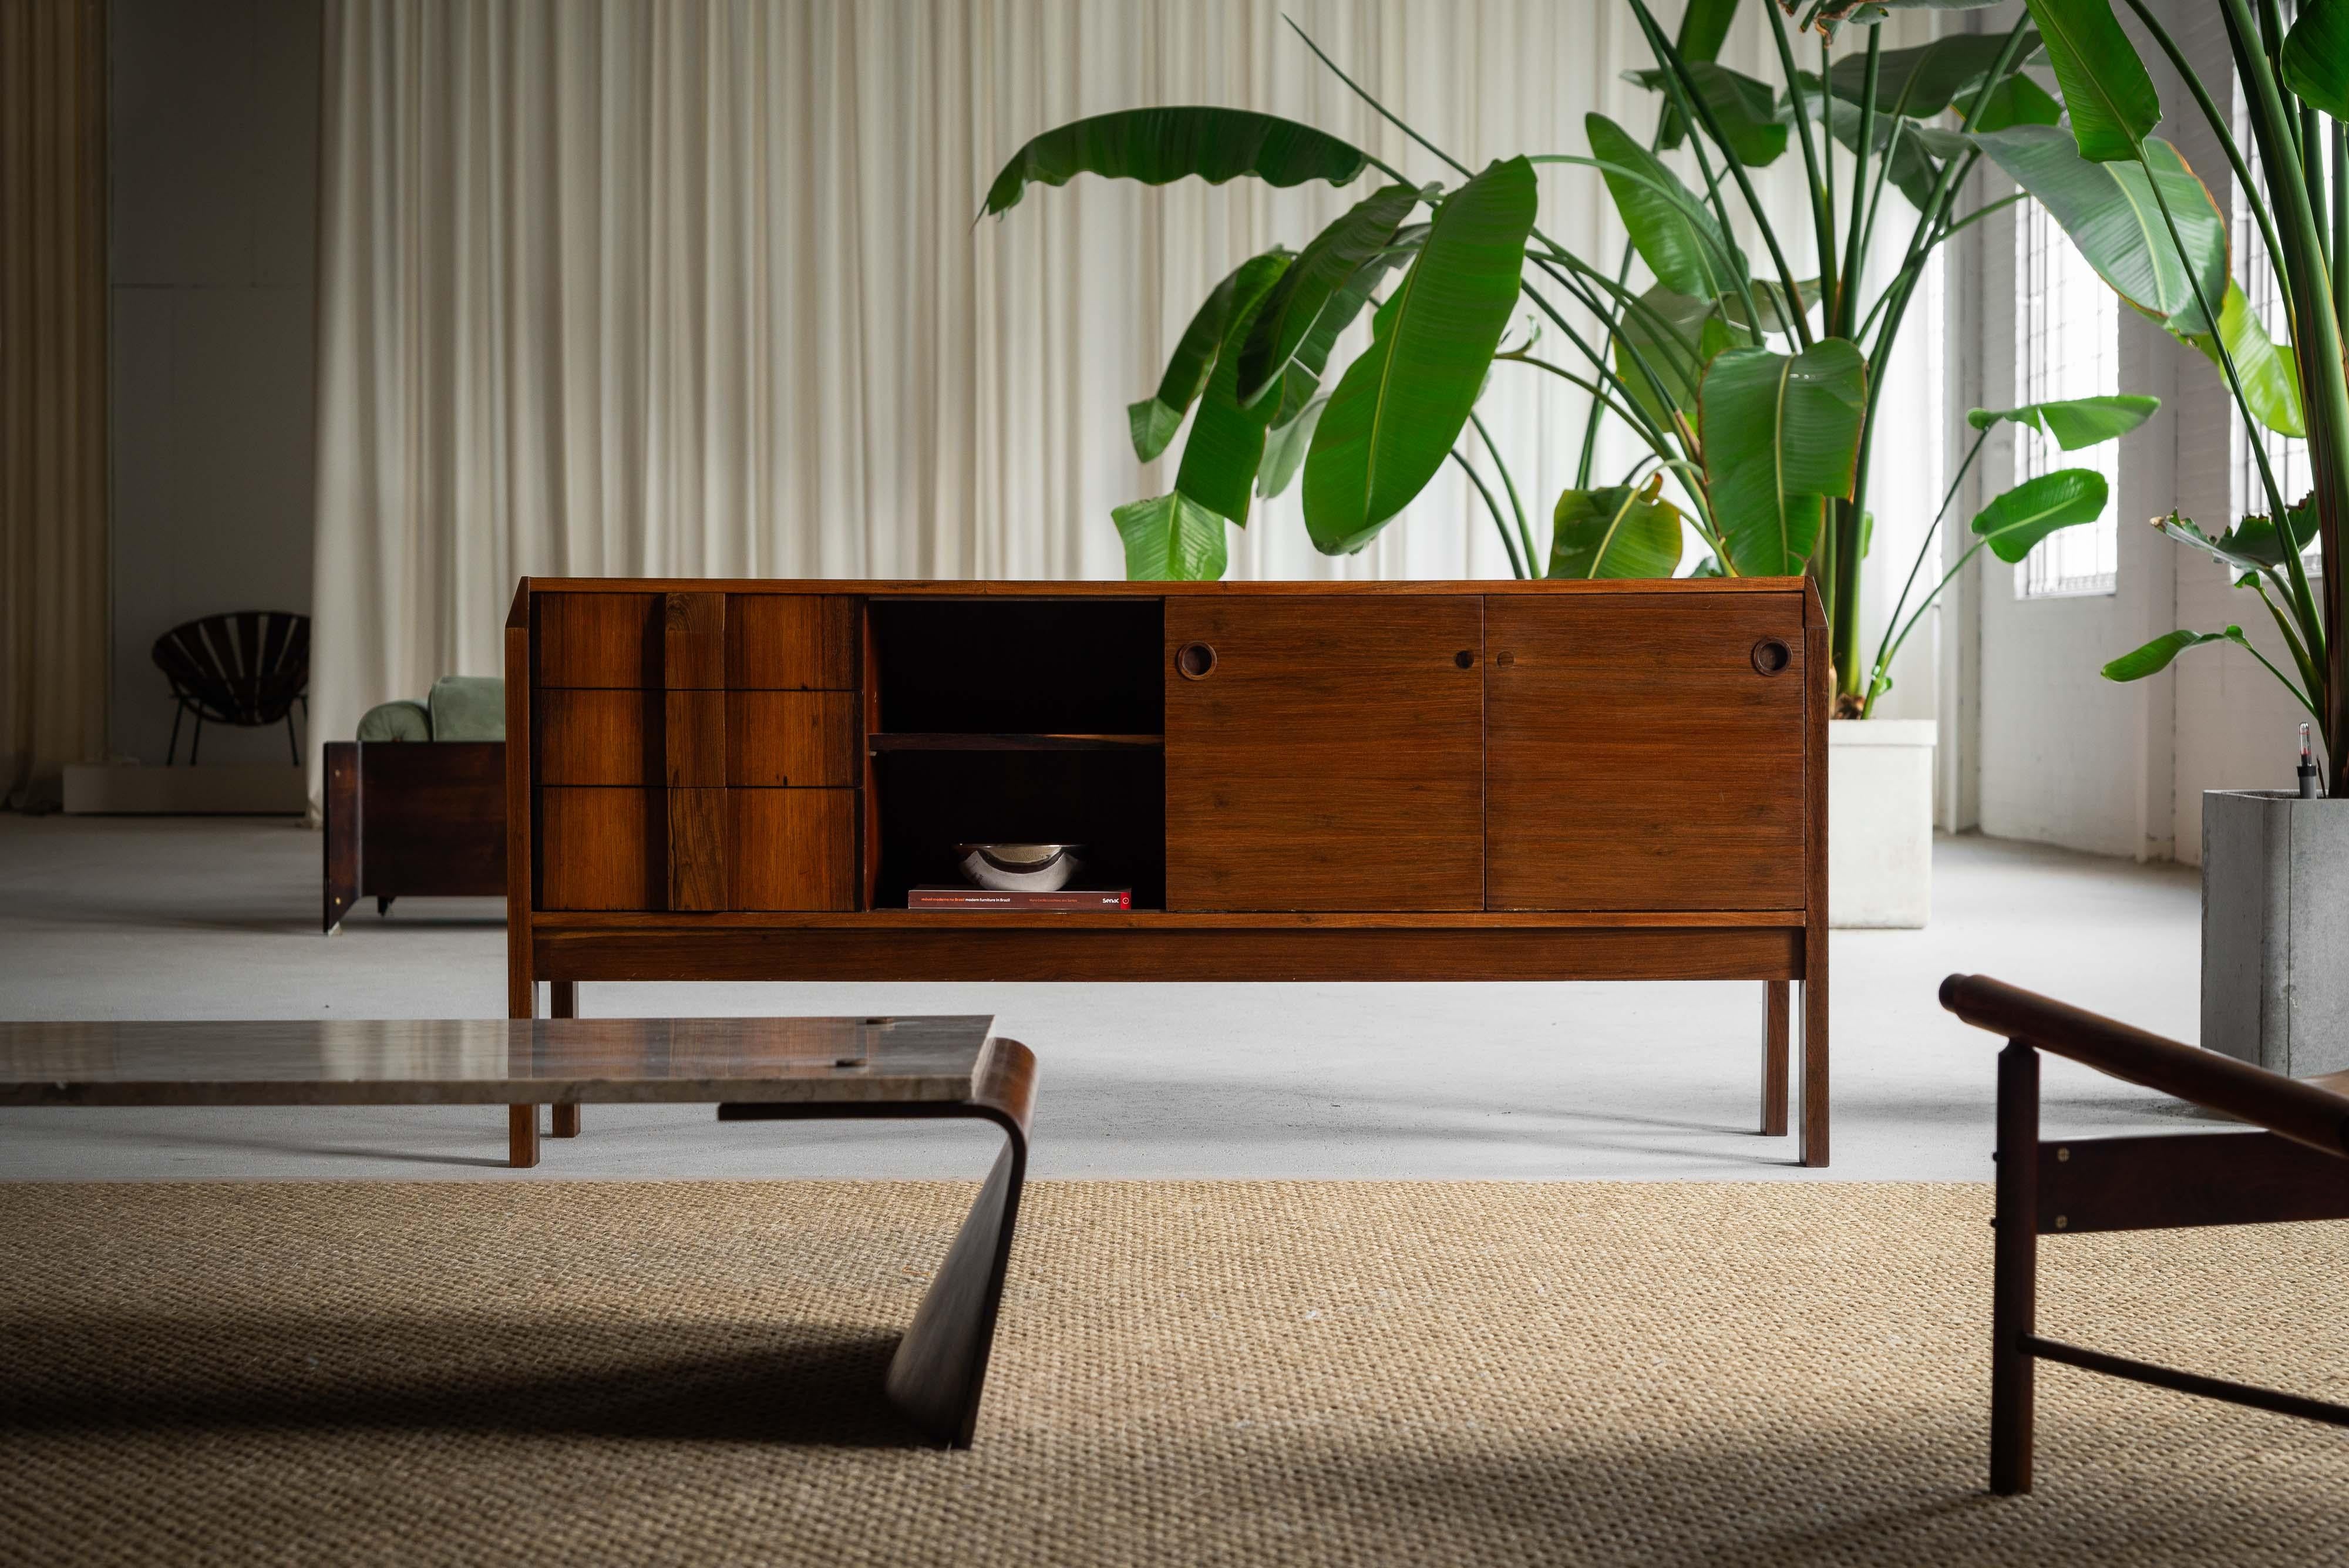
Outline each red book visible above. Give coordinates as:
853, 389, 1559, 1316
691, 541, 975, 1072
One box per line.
907, 887, 1133, 911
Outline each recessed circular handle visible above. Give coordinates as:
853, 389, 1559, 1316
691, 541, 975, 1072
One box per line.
1750, 637, 1792, 677
1176, 641, 1217, 680
1454, 649, 1476, 669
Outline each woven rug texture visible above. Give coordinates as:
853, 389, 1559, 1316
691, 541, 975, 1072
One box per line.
1, 1179, 2344, 1567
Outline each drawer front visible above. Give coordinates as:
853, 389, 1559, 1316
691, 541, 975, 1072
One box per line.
1485, 594, 1808, 911
728, 691, 860, 786
535, 594, 661, 688
536, 689, 660, 786
733, 789, 856, 909
728, 595, 858, 689
539, 788, 664, 910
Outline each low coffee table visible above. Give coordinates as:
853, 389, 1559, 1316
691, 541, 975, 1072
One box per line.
0, 1015, 1034, 1448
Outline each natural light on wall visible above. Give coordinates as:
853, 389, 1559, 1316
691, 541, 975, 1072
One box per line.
2013, 194, 2119, 598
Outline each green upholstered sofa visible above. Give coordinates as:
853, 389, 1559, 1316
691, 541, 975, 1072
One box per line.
322, 677, 508, 932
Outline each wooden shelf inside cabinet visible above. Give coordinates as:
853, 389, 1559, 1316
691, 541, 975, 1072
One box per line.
867, 732, 1165, 753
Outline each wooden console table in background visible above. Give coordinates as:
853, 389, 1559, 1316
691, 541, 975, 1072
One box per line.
505, 578, 1829, 1165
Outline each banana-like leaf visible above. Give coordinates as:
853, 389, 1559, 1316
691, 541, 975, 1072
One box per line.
2101, 626, 2242, 682
1174, 251, 1291, 527
982, 108, 1369, 217
2023, 0, 2162, 163
1971, 468, 2110, 563
1269, 230, 1425, 424
1826, 29, 2041, 116
1113, 492, 1229, 580
1787, 92, 1941, 212
1966, 393, 2159, 448
1237, 184, 1418, 408
2178, 279, 2304, 438
1973, 127, 2227, 334
1973, 72, 2062, 132
1129, 261, 1252, 462
1256, 396, 1328, 499
1303, 157, 1539, 556
1698, 338, 1869, 577
1623, 62, 1791, 166
1551, 476, 1686, 578
1618, 284, 1740, 426
2281, 0, 2349, 120
1585, 114, 1738, 300
1657, 0, 1742, 148
2153, 508, 2318, 584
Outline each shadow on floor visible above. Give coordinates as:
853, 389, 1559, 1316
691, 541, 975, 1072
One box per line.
0, 1315, 927, 1448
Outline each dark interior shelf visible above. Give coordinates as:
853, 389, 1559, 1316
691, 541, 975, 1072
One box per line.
869, 732, 1164, 753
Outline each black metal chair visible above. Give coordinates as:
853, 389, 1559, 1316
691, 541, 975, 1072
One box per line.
151, 611, 311, 765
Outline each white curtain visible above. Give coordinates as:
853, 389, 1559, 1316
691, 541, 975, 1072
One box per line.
311, 0, 1947, 789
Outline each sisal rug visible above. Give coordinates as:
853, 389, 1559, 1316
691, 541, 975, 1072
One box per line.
1, 1180, 2345, 1567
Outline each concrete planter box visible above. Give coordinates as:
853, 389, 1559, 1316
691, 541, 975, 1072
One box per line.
2202, 789, 2349, 1076
1828, 720, 1934, 929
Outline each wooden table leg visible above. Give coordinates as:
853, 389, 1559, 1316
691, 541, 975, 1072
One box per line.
883, 1038, 1035, 1448
1800, 936, 1830, 1169
1761, 980, 1790, 1138
1990, 1040, 2040, 1495
508, 1105, 540, 1169
548, 982, 580, 1138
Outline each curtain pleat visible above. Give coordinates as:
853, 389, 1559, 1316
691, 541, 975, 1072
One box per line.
309, 0, 1947, 796
1, 0, 109, 810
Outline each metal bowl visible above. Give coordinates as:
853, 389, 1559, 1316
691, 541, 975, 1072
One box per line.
954, 842, 1084, 892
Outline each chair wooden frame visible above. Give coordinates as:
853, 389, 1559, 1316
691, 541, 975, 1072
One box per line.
1940, 974, 2349, 1495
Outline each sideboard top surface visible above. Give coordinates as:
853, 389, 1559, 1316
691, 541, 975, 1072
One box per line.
515, 577, 1812, 598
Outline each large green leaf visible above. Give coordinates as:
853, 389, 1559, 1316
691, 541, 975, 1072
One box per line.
2023, 0, 2162, 162
1657, 0, 1742, 148
1113, 492, 1229, 581
1624, 62, 1790, 166
1966, 393, 2159, 448
1585, 114, 1737, 300
982, 109, 1370, 218
1826, 30, 2041, 116
1788, 92, 1941, 213
1302, 158, 1539, 555
2101, 626, 2242, 682
1173, 251, 1291, 527
1972, 72, 2062, 133
1129, 261, 1250, 462
2155, 506, 2318, 580
2281, 0, 2349, 121
1974, 127, 2227, 334
1550, 477, 1686, 578
1256, 396, 1327, 500
1268, 229, 1424, 425
1971, 469, 2110, 563
1237, 184, 1418, 409
1618, 284, 1739, 427
2179, 279, 2304, 438
1698, 339, 1868, 577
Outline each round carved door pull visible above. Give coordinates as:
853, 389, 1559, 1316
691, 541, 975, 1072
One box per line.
1751, 637, 1792, 676
1176, 642, 1217, 680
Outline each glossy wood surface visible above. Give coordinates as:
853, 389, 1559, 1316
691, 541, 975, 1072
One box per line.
2035, 1129, 2349, 1233
729, 594, 858, 689
535, 923, 1800, 983
1165, 595, 1485, 911
733, 789, 857, 910
0, 1015, 998, 1105
1485, 593, 1806, 910
664, 692, 725, 786
531, 577, 1808, 597
667, 788, 729, 911
731, 691, 860, 785
1802, 599, 1830, 1167
535, 592, 660, 687
539, 788, 662, 910
664, 590, 725, 688
536, 689, 659, 785
504, 604, 534, 1019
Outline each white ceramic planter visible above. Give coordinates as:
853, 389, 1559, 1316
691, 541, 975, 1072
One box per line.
1828, 719, 1935, 929
2202, 789, 2349, 1076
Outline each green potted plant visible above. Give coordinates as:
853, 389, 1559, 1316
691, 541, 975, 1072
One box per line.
980, 0, 2233, 927
2025, 0, 2346, 1074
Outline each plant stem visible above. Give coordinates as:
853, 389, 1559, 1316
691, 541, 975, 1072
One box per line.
1770, 5, 1836, 325
1470, 410, 1540, 575
1863, 425, 1990, 715
1839, 27, 1881, 337
1496, 349, 1677, 465
1449, 448, 1527, 578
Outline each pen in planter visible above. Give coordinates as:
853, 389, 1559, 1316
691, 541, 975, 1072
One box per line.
2301, 725, 2324, 800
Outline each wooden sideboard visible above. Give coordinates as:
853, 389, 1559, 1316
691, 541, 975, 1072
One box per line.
505, 578, 1830, 1165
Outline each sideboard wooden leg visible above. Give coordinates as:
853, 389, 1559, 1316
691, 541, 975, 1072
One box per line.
508, 1105, 540, 1169
1762, 981, 1790, 1137
548, 982, 580, 1138
1800, 963, 1830, 1167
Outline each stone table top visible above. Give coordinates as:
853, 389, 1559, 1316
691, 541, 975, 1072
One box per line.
0, 1017, 997, 1108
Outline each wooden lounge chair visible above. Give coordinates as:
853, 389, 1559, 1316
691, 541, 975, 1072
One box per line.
1940, 974, 2349, 1495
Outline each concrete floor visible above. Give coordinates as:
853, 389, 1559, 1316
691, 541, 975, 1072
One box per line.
0, 815, 2207, 1182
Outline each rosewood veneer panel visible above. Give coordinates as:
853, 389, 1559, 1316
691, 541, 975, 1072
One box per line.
729, 691, 860, 786
536, 593, 661, 688
1485, 593, 1807, 911
1165, 595, 1484, 911
728, 595, 857, 689
539, 788, 663, 910
733, 789, 856, 910
536, 689, 660, 786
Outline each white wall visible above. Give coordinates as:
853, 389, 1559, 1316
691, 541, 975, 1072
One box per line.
109, 0, 320, 765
